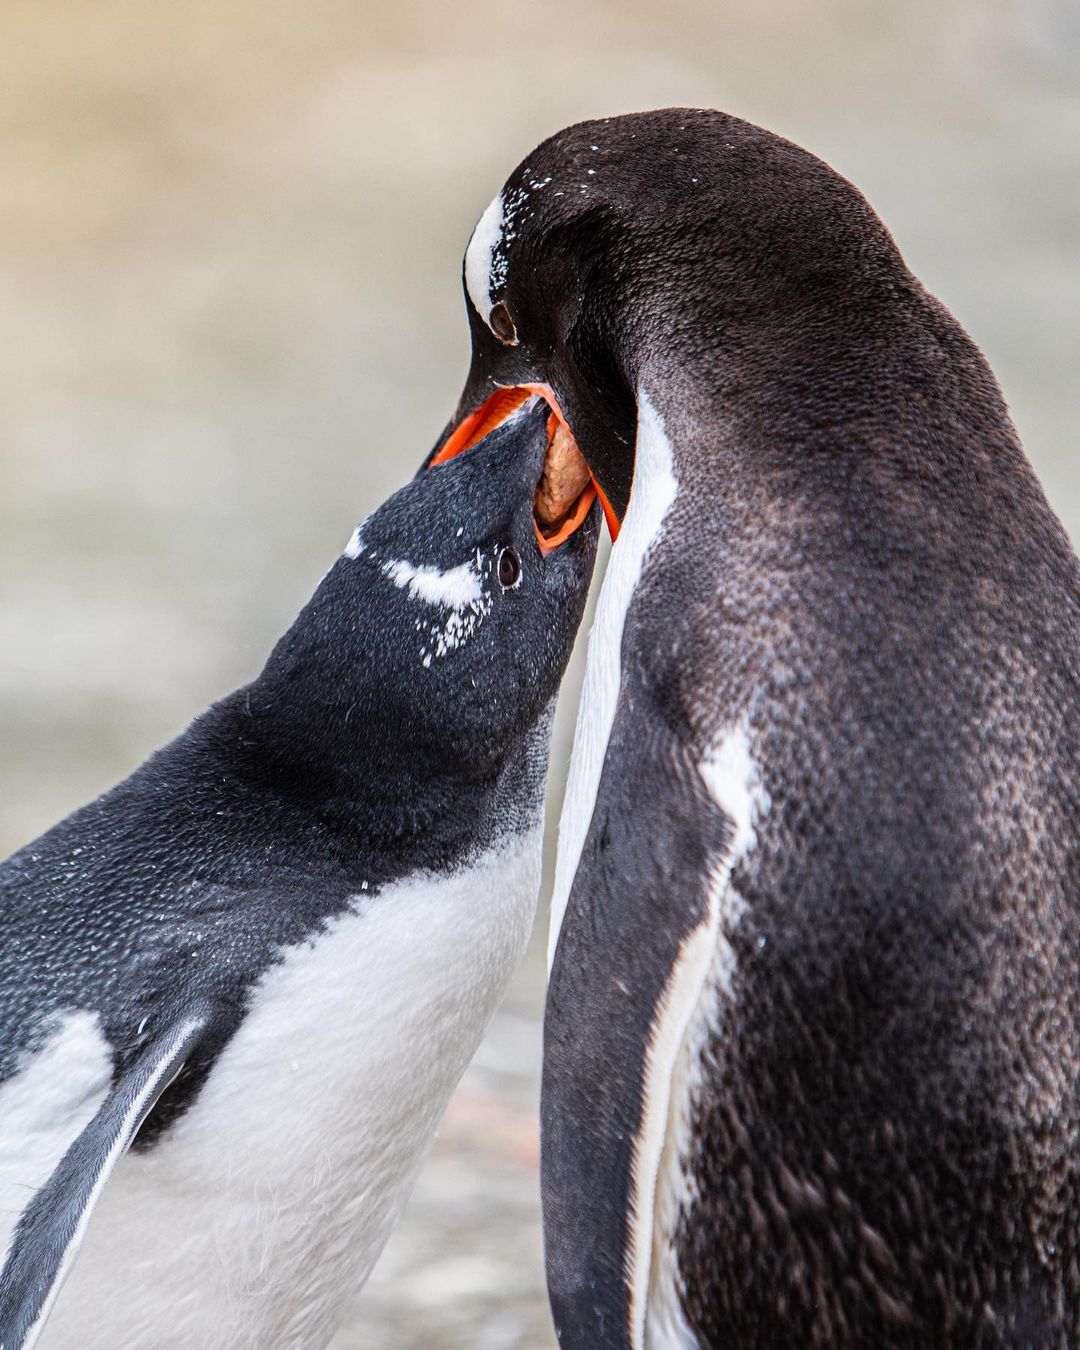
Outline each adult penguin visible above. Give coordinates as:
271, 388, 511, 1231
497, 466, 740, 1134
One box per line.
432, 109, 1080, 1347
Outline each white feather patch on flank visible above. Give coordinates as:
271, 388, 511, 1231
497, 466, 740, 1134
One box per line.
633, 725, 770, 1350
463, 192, 504, 325
697, 727, 763, 870
547, 388, 677, 967
633, 918, 716, 1350
381, 557, 483, 609
0, 1011, 113, 1268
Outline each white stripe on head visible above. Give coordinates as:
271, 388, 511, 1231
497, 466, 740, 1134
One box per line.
547, 388, 677, 967
343, 525, 365, 559
464, 193, 505, 329
381, 557, 483, 610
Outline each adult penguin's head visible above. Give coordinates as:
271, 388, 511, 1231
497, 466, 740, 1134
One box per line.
430, 107, 907, 529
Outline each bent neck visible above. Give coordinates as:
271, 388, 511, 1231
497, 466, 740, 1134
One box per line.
194, 683, 553, 869
636, 267, 1020, 516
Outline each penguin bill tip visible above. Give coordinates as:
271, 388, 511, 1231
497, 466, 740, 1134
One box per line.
432, 384, 607, 554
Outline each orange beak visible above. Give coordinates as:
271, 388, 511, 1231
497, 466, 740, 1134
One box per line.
431, 385, 620, 555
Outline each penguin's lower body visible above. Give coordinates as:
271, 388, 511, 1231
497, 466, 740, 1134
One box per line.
37, 836, 541, 1350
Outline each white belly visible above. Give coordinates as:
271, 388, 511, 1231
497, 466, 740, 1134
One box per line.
39, 833, 542, 1350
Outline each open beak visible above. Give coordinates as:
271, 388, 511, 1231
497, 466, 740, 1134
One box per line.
432, 385, 621, 554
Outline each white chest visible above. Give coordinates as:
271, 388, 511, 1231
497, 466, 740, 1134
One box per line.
38, 834, 542, 1350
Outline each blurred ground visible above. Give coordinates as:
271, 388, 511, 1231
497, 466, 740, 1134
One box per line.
0, 1, 1077, 1346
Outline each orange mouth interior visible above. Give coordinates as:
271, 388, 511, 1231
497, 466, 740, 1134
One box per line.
430, 385, 619, 555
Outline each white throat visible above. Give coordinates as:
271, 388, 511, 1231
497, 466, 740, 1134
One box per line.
547, 388, 677, 967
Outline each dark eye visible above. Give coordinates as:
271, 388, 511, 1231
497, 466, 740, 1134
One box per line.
489, 302, 518, 345
497, 546, 521, 589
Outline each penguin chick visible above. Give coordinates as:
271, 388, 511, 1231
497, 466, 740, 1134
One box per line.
0, 397, 599, 1350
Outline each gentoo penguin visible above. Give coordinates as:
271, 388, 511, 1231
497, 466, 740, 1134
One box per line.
437, 109, 1080, 1346
0, 398, 599, 1350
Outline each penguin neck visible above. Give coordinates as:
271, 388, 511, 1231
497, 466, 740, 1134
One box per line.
198, 683, 549, 866
610, 271, 1030, 738
637, 267, 1015, 497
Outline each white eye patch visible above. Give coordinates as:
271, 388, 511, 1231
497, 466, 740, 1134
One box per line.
380, 554, 493, 670
381, 558, 483, 610
463, 192, 505, 332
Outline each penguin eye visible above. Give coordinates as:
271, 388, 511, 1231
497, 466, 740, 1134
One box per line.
489, 302, 518, 345
497, 546, 522, 589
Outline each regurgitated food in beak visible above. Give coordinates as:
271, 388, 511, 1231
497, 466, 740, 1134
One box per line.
431, 385, 620, 554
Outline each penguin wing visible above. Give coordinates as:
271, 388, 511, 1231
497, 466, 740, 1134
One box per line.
542, 705, 734, 1348
0, 1009, 208, 1350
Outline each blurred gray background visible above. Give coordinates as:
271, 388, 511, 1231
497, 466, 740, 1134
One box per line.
1, 1, 1077, 1346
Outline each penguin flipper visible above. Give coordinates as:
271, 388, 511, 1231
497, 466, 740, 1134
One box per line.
542, 712, 734, 1347
0, 1010, 208, 1350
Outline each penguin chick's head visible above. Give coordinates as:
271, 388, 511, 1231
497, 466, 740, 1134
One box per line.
256, 398, 599, 786
442, 107, 908, 522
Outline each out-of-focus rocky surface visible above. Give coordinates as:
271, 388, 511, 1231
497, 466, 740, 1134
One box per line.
0, 1, 1076, 1346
